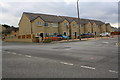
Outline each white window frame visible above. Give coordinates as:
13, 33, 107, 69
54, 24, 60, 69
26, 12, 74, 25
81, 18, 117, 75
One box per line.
64, 23, 69, 26
52, 23, 58, 27
36, 22, 43, 26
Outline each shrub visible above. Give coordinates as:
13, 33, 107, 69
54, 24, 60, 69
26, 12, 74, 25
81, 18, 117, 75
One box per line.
43, 38, 52, 43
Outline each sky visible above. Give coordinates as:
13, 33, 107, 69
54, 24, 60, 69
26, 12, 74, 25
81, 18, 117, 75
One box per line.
0, 0, 119, 28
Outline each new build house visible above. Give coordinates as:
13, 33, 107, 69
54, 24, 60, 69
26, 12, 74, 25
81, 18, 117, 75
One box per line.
18, 12, 111, 40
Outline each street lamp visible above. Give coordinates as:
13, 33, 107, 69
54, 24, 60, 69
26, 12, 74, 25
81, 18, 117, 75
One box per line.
77, 0, 81, 40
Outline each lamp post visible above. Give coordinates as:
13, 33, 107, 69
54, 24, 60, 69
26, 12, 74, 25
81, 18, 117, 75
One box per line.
77, 0, 81, 40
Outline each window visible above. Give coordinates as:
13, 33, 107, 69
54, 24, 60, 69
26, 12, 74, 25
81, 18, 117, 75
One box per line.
36, 22, 42, 26
52, 23, 58, 27
73, 24, 77, 26
73, 24, 75, 26
44, 23, 49, 27
45, 33, 49, 37
64, 23, 68, 26
54, 33, 57, 35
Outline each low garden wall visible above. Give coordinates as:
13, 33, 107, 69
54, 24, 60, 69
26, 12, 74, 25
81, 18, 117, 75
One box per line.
4, 34, 42, 43
4, 37, 33, 42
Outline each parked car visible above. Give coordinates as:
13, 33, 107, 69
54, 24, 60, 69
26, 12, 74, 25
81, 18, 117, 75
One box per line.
100, 32, 110, 37
44, 35, 62, 41
78, 33, 94, 38
57, 34, 69, 39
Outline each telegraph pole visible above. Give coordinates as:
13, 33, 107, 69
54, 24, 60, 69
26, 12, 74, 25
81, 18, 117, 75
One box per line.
77, 0, 81, 40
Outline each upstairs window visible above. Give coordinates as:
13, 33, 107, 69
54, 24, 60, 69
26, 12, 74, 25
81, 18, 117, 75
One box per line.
44, 23, 49, 27
45, 33, 49, 37
73, 23, 77, 26
36, 22, 43, 26
64, 23, 69, 26
52, 23, 58, 27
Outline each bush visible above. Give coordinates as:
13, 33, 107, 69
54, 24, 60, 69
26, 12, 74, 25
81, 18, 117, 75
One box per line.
43, 38, 52, 43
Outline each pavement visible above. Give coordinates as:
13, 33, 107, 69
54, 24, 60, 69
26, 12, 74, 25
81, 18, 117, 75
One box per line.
2, 37, 119, 78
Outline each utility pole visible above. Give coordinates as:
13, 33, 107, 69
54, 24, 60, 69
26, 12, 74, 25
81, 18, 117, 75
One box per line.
66, 23, 69, 41
77, 0, 81, 40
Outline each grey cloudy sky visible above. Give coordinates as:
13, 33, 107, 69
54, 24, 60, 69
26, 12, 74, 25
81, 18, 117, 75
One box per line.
0, 0, 119, 27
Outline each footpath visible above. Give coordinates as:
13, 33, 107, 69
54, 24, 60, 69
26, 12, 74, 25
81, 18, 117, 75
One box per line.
53, 35, 118, 43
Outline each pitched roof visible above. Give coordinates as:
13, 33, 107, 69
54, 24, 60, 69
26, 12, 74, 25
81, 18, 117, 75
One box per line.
105, 23, 110, 25
59, 16, 74, 23
88, 19, 105, 26
24, 12, 64, 23
72, 18, 90, 24
23, 12, 106, 25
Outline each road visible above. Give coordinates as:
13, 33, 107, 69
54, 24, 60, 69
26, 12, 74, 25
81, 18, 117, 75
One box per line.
2, 37, 119, 78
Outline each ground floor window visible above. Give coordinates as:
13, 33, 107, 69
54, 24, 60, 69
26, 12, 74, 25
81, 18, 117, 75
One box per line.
45, 33, 49, 37
54, 33, 58, 35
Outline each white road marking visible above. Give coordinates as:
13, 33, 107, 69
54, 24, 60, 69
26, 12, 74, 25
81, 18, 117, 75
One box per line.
102, 42, 109, 44
109, 70, 118, 74
60, 62, 74, 66
12, 52, 17, 55
7, 52, 11, 53
65, 49, 70, 50
81, 65, 95, 70
25, 55, 32, 58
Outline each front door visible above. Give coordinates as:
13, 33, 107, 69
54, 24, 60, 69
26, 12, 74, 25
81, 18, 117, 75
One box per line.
75, 32, 77, 38
64, 32, 66, 36
40, 33, 44, 40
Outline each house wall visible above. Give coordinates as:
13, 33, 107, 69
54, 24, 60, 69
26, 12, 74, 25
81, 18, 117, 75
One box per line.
10, 31, 19, 36
84, 22, 92, 33
106, 24, 111, 32
2, 26, 6, 31
91, 23, 100, 35
19, 14, 31, 35
44, 23, 59, 35
80, 24, 85, 34
31, 17, 45, 36
100, 24, 106, 33
70, 21, 79, 38
32, 18, 59, 37
58, 20, 69, 35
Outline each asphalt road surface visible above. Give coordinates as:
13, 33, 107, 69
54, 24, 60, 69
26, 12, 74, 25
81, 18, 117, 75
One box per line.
2, 37, 119, 78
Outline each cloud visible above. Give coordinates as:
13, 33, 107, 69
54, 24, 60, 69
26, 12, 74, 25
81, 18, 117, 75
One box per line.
0, 1, 118, 28
1, 0, 119, 2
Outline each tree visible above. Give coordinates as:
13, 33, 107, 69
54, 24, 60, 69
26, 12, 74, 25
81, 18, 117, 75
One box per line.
2, 24, 11, 29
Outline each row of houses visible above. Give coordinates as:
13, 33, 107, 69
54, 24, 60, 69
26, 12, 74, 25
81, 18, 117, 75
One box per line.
18, 12, 112, 39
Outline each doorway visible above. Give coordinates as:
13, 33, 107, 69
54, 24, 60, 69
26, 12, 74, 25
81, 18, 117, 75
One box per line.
40, 33, 44, 40
75, 32, 77, 38
64, 32, 66, 36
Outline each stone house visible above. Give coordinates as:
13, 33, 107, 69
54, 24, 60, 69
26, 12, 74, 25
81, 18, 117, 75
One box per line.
106, 23, 112, 33
18, 12, 112, 41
